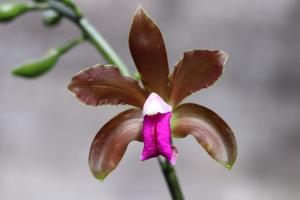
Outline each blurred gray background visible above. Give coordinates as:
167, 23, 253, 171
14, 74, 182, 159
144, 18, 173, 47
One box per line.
1, 0, 300, 199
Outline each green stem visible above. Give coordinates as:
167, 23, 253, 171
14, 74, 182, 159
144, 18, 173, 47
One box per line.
47, 1, 130, 76
48, 0, 78, 22
56, 35, 85, 54
158, 157, 184, 200
29, 2, 49, 10
78, 18, 130, 76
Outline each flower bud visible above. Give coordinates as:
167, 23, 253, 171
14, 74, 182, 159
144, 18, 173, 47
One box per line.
12, 49, 59, 78
0, 3, 31, 22
12, 36, 84, 78
42, 10, 61, 27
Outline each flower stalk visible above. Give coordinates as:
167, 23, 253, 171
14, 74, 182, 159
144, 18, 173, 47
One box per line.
159, 157, 184, 200
45, 0, 130, 76
78, 18, 130, 76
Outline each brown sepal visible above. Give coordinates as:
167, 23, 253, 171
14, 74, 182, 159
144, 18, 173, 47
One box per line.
172, 103, 237, 169
89, 109, 143, 180
169, 50, 227, 106
68, 65, 147, 108
129, 6, 169, 100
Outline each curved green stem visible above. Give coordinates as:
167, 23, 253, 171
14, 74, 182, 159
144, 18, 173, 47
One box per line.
48, 0, 78, 22
56, 35, 85, 54
78, 18, 130, 76
48, 0, 130, 76
29, 2, 49, 10
158, 157, 185, 200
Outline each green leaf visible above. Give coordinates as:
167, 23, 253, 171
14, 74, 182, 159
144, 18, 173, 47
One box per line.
0, 3, 31, 22
12, 50, 59, 78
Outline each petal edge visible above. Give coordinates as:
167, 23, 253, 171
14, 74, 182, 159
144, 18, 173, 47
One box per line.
68, 65, 147, 108
89, 109, 143, 180
169, 50, 227, 106
172, 103, 237, 168
129, 6, 169, 99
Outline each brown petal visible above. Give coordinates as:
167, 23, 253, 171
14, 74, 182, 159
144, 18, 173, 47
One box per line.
172, 103, 237, 168
129, 6, 169, 99
89, 109, 143, 180
68, 65, 147, 108
169, 50, 228, 106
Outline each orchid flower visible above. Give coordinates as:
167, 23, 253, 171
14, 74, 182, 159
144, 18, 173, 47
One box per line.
68, 6, 237, 181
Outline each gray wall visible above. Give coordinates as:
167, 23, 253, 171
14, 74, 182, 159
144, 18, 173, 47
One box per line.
1, 0, 300, 199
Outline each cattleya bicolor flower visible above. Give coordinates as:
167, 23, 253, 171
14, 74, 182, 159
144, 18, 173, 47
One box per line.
68, 6, 237, 180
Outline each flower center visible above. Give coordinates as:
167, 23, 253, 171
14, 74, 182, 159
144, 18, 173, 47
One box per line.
142, 92, 172, 116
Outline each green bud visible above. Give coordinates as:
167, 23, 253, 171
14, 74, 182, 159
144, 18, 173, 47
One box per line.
12, 36, 84, 78
0, 3, 31, 22
12, 50, 59, 78
42, 10, 61, 27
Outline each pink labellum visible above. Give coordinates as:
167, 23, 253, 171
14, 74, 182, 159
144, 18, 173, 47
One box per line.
141, 112, 177, 165
141, 93, 176, 164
